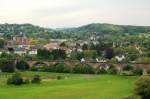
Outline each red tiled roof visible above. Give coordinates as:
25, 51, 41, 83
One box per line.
44, 43, 59, 50
16, 38, 31, 45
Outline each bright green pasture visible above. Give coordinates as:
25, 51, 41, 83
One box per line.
0, 72, 138, 99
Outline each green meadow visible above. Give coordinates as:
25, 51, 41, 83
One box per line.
0, 72, 138, 99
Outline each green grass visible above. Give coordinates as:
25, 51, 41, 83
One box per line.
0, 72, 138, 99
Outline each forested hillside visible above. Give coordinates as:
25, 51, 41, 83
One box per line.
1, 23, 150, 39
61, 23, 150, 34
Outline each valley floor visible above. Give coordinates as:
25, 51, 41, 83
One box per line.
0, 72, 138, 99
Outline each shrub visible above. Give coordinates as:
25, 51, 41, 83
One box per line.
96, 65, 117, 74
122, 65, 143, 76
31, 75, 41, 83
109, 58, 117, 63
57, 75, 63, 80
24, 78, 30, 84
147, 69, 150, 74
7, 72, 23, 85
139, 57, 150, 63
121, 71, 134, 76
123, 64, 133, 71
16, 60, 30, 71
73, 64, 95, 74
128, 54, 139, 61
135, 76, 150, 99
30, 65, 47, 72
44, 65, 55, 72
31, 63, 71, 73
0, 59, 15, 73
30, 66, 38, 71
107, 65, 117, 74
96, 67, 107, 74
7, 78, 13, 85
30, 64, 49, 72
132, 68, 143, 75
54, 63, 71, 73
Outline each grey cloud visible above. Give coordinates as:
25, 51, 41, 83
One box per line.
0, 0, 150, 28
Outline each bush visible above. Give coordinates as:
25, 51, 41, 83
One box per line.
132, 68, 143, 75
31, 75, 41, 83
54, 63, 71, 73
121, 71, 134, 76
30, 65, 48, 72
30, 66, 38, 71
96, 65, 117, 74
122, 64, 143, 76
135, 76, 150, 99
0, 59, 15, 73
16, 60, 30, 71
123, 64, 133, 71
96, 67, 107, 74
57, 75, 63, 80
146, 69, 150, 74
24, 78, 30, 84
139, 57, 150, 63
73, 64, 95, 74
121, 66, 143, 76
128, 54, 139, 61
31, 63, 71, 73
7, 72, 23, 85
107, 65, 117, 74
44, 65, 55, 72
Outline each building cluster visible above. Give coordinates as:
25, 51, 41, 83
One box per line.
0, 33, 128, 63
0, 35, 96, 57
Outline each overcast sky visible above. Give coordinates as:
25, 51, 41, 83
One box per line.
0, 0, 150, 28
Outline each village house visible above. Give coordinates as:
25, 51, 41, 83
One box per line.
43, 43, 60, 50
49, 39, 67, 43
115, 55, 125, 62
28, 45, 42, 55
14, 48, 26, 56
66, 49, 72, 57
28, 49, 37, 55
15, 37, 32, 49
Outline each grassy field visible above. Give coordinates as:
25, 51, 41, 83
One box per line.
0, 72, 138, 99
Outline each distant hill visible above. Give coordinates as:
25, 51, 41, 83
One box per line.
0, 23, 58, 39
0, 23, 53, 35
60, 23, 150, 34
0, 23, 150, 39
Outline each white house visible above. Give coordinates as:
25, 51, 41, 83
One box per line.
77, 48, 83, 52
66, 49, 72, 57
0, 51, 2, 55
28, 50, 37, 55
115, 55, 125, 62
14, 48, 26, 56
81, 58, 85, 62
